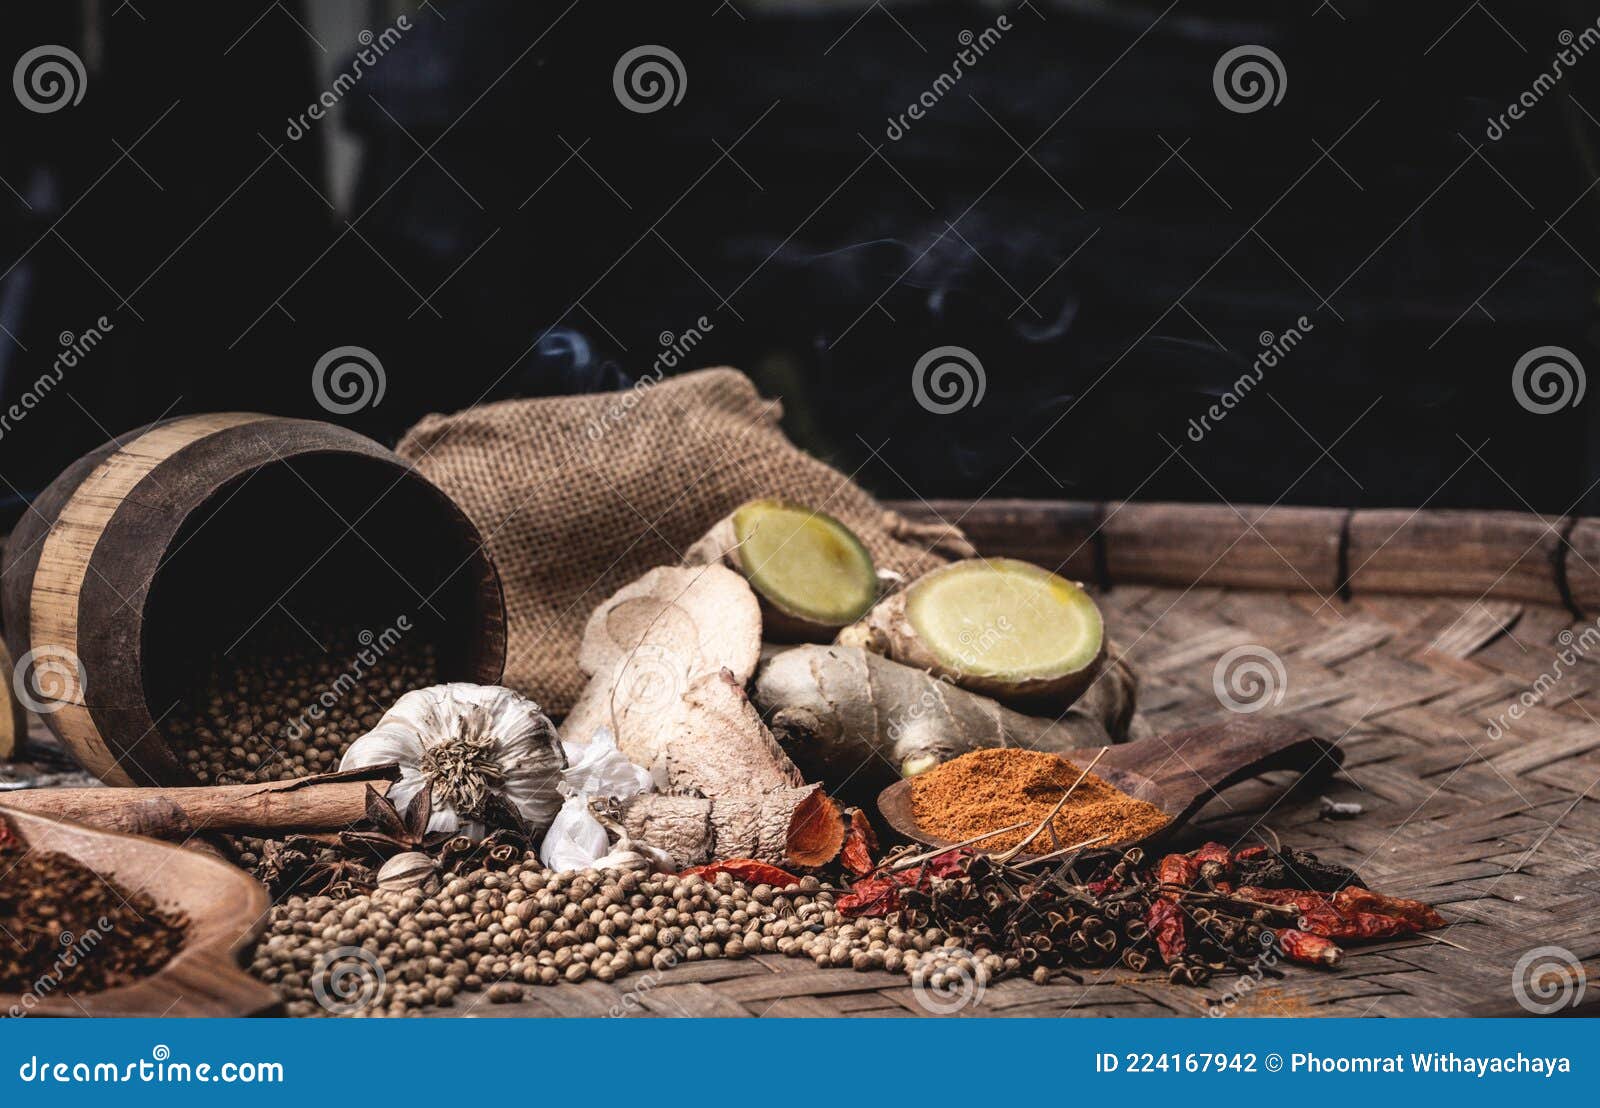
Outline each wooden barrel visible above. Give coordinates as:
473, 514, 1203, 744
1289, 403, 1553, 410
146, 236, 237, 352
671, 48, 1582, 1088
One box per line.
1, 414, 507, 786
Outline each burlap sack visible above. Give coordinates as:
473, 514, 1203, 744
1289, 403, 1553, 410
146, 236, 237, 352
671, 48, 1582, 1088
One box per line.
397, 368, 973, 716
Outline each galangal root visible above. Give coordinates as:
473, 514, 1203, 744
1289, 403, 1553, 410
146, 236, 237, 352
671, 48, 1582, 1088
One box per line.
685, 499, 880, 643
838, 557, 1106, 712
752, 644, 1135, 801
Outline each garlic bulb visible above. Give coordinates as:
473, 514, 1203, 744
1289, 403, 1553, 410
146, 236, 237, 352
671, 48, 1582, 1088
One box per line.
339, 684, 567, 836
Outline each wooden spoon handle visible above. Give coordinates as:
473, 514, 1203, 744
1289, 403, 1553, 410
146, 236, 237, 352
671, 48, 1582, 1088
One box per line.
1095, 717, 1339, 827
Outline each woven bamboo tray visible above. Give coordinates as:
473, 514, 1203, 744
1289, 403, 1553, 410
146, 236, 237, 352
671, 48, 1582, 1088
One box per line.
10, 500, 1600, 1017
473, 500, 1600, 1018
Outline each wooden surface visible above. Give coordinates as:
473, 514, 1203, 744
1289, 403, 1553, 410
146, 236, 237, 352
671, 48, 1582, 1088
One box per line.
0, 807, 277, 1017
0, 639, 22, 761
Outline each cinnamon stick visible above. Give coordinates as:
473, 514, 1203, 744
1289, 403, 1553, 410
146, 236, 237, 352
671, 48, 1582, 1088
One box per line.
0, 766, 399, 840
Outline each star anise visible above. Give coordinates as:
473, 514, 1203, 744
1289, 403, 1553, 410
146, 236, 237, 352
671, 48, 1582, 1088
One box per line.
258, 836, 375, 898
340, 784, 448, 862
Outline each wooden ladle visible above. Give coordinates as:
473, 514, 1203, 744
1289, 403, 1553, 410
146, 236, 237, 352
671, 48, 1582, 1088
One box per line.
0, 807, 278, 1017
875, 717, 1340, 858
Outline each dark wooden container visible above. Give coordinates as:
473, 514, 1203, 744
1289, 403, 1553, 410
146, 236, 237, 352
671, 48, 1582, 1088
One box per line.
2, 414, 506, 786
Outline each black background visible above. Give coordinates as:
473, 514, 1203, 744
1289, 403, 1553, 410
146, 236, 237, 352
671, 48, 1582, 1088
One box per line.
2, 0, 1598, 527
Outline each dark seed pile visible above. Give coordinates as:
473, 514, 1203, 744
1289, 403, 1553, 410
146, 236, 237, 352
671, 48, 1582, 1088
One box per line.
0, 821, 188, 996
163, 622, 437, 785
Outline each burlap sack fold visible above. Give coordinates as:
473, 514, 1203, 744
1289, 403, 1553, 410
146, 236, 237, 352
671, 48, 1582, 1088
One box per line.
397, 368, 972, 716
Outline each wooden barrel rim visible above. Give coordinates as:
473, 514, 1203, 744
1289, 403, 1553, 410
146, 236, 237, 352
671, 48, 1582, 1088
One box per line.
6, 414, 507, 786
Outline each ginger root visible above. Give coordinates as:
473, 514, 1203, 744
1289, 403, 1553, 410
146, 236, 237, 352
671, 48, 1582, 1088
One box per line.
560, 564, 762, 763
613, 784, 843, 869
838, 557, 1106, 712
685, 499, 878, 642
660, 669, 806, 797
752, 644, 1135, 803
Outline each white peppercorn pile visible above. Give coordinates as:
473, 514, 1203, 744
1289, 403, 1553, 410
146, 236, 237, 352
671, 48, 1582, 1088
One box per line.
251, 851, 1016, 1018
164, 624, 437, 784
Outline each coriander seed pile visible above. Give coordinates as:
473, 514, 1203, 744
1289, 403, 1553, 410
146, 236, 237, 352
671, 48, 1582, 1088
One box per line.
164, 621, 437, 785
251, 853, 974, 1018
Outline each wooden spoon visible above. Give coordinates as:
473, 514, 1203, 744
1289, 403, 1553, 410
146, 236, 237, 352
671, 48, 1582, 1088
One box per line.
0, 808, 278, 1017
875, 717, 1340, 858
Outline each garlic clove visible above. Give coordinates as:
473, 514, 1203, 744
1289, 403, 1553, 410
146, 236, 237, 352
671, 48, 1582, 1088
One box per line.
376, 851, 439, 892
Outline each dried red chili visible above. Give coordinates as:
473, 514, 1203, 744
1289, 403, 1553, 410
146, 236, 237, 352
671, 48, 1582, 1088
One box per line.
1299, 910, 1415, 941
1235, 886, 1331, 914
1277, 928, 1343, 967
1235, 845, 1270, 860
1189, 841, 1232, 881
681, 859, 800, 886
1146, 899, 1186, 964
836, 877, 900, 917
1333, 887, 1444, 930
839, 849, 971, 917
1088, 876, 1121, 897
1155, 853, 1197, 899
839, 808, 879, 877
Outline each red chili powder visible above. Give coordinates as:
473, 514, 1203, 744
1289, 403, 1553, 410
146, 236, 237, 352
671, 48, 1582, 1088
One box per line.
909, 748, 1169, 853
